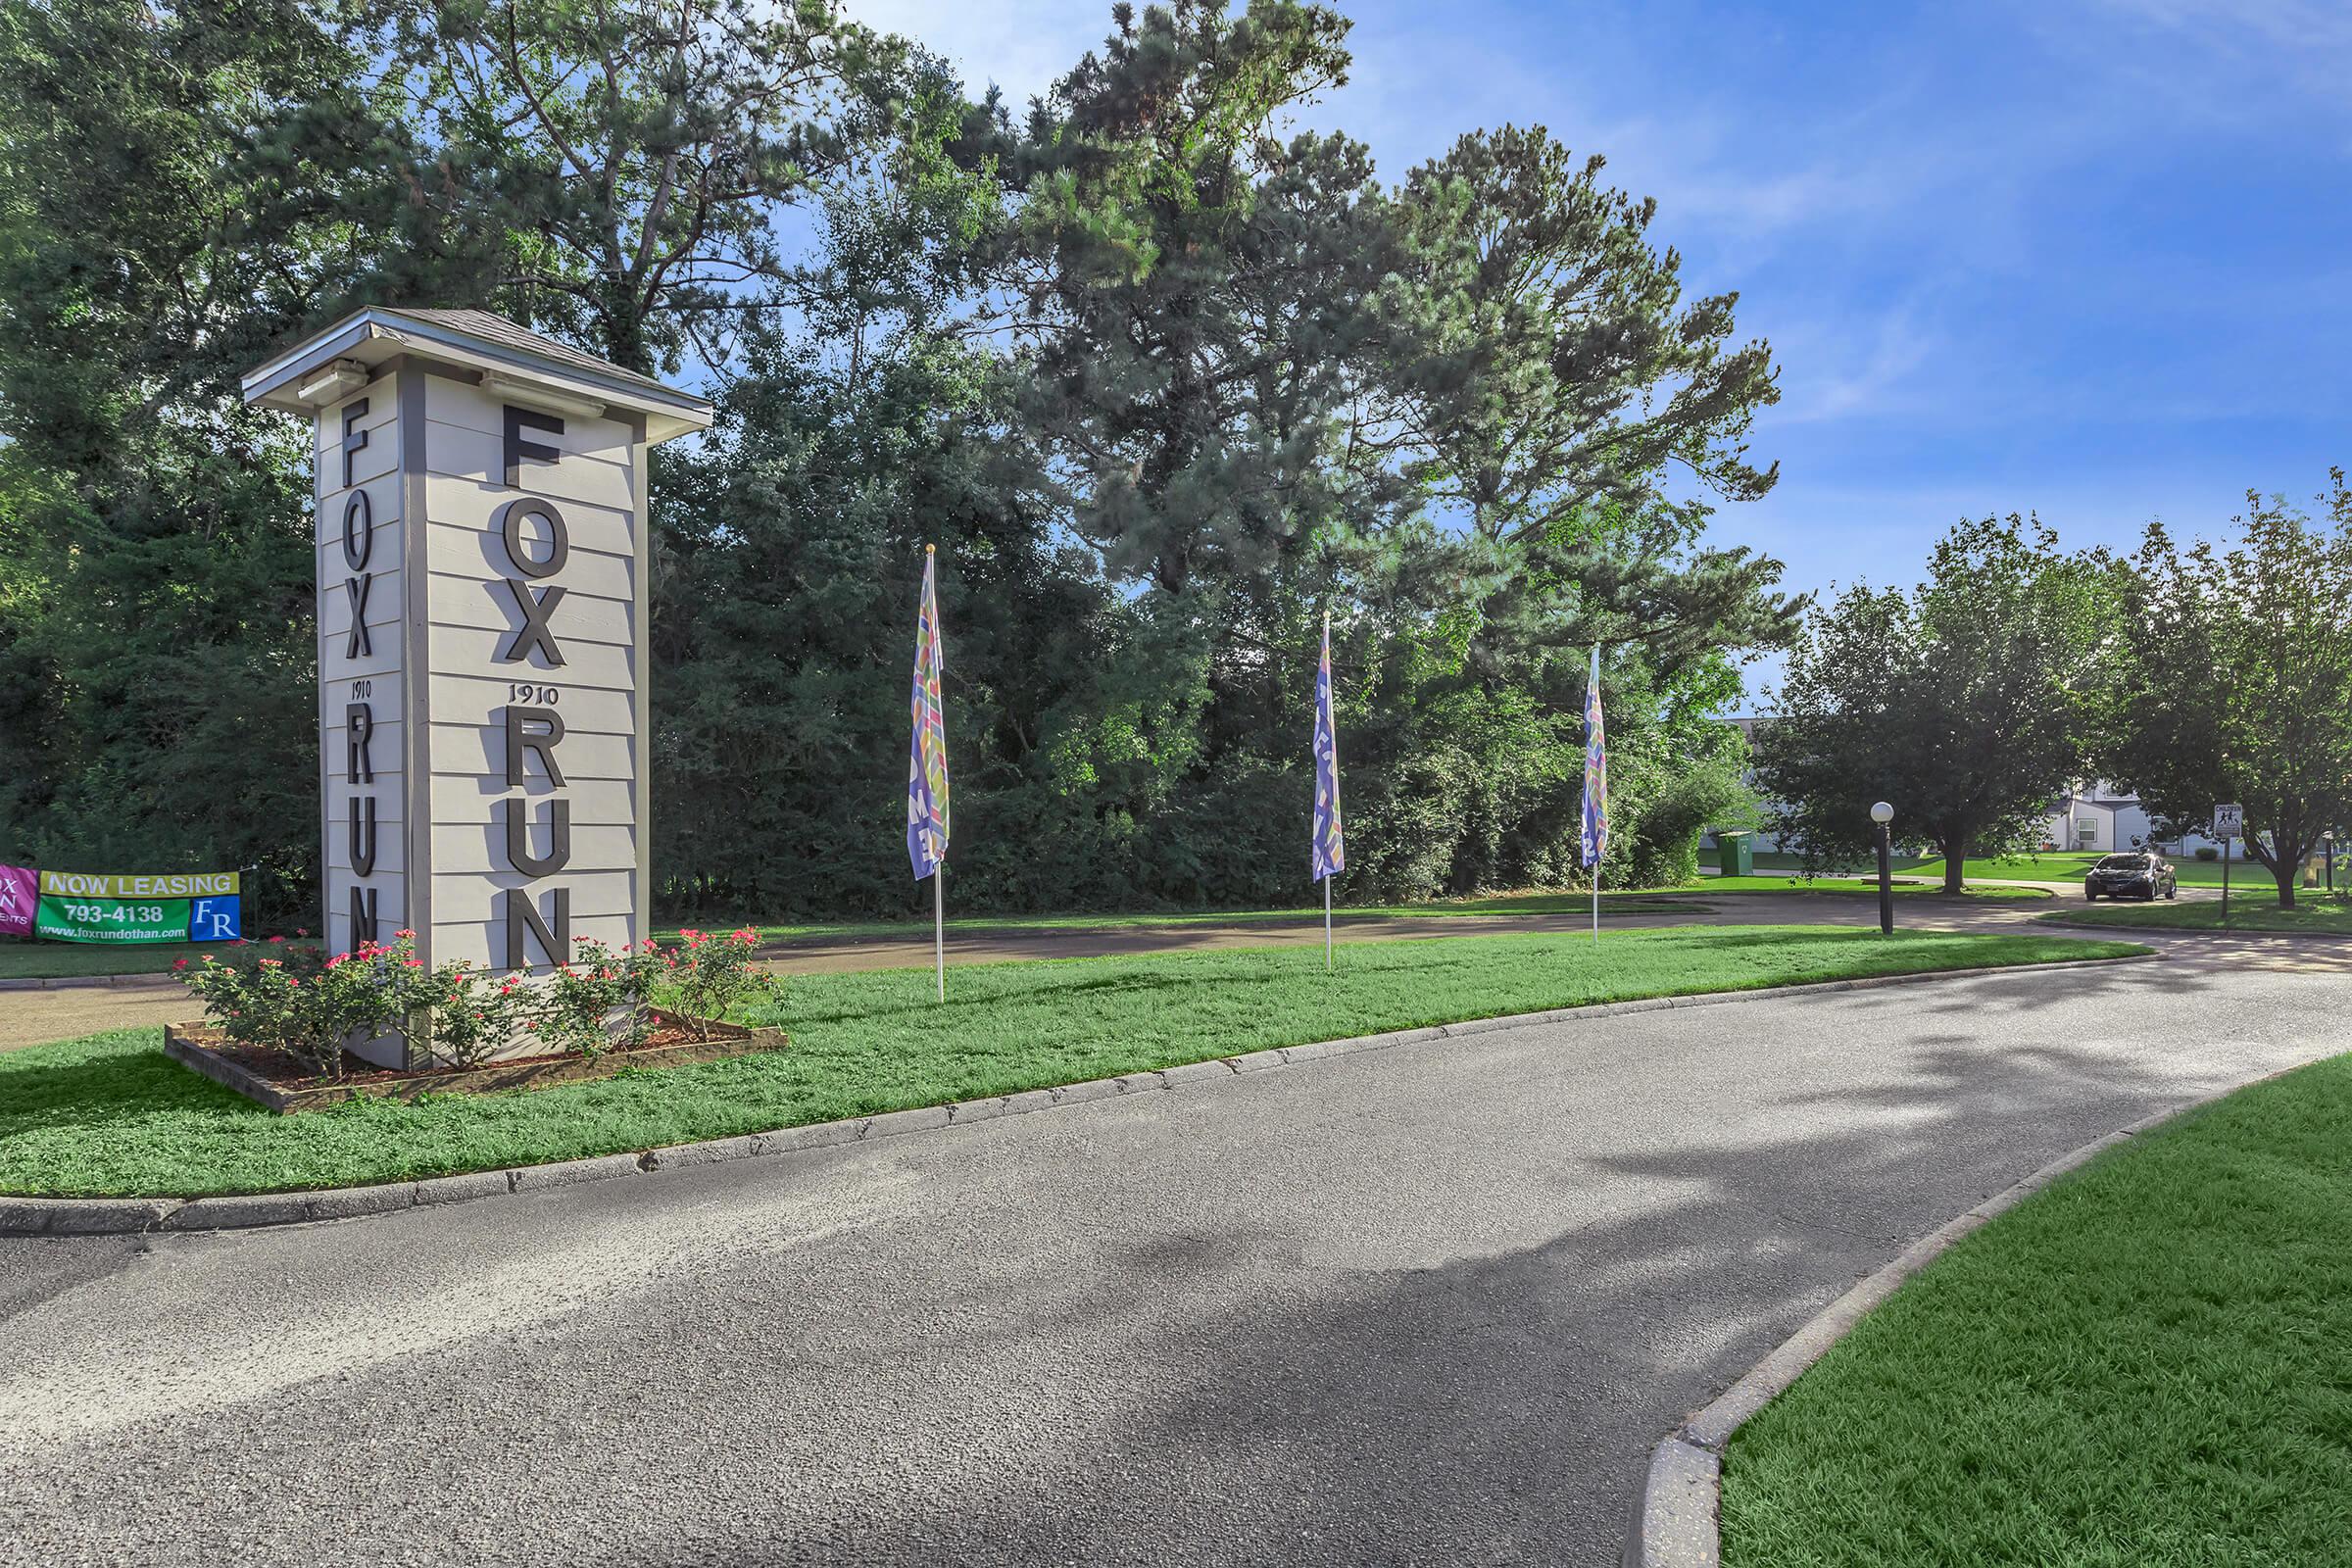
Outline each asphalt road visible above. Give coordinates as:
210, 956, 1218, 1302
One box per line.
4, 951, 2344, 1566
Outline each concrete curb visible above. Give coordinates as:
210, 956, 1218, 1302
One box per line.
0, 952, 2153, 1239
1620, 1059, 2293, 1568
2034, 914, 2352, 944
0, 971, 180, 993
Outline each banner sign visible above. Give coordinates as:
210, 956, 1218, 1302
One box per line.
3, 867, 243, 944
0, 864, 33, 937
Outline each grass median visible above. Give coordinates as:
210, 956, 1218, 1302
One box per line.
1696, 876, 2048, 901
0, 924, 2141, 1199
2039, 897, 2352, 935
0, 880, 2031, 983
0, 896, 1712, 981
1721, 1051, 2352, 1567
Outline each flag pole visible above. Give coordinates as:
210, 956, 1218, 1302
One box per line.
1325, 874, 1333, 971
910, 542, 949, 1003
1589, 643, 1603, 945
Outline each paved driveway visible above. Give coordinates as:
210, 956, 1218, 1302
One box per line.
3, 954, 2342, 1566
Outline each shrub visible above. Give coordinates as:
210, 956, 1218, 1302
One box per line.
176, 928, 778, 1072
176, 932, 424, 1078
2195, 846, 2221, 861
660, 928, 778, 1040
541, 937, 662, 1058
425, 959, 540, 1068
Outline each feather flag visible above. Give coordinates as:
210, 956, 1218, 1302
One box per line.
1312, 612, 1345, 882
906, 547, 950, 881
1580, 644, 1608, 869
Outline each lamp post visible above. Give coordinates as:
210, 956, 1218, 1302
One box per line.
2327, 830, 2336, 897
1871, 801, 1895, 937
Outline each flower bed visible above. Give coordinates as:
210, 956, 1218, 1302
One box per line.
164, 1009, 785, 1112
164, 926, 782, 1107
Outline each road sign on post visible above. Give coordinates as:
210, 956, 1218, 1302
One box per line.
243, 309, 712, 1064
2215, 803, 2242, 920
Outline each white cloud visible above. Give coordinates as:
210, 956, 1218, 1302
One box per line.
1769, 305, 1943, 425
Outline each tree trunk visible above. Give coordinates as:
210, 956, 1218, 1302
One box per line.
2274, 858, 2298, 910
1943, 854, 1965, 895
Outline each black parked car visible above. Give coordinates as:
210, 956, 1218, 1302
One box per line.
2084, 852, 2178, 901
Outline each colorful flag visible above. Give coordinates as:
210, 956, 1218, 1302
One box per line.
1580, 645, 1607, 868
906, 548, 950, 880
1312, 613, 1345, 881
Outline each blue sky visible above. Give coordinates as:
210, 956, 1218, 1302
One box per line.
851, 0, 2351, 707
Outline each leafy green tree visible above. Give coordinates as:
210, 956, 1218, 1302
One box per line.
1754, 514, 2120, 893
958, 0, 1406, 597
2104, 476, 2352, 908
1380, 123, 1779, 544
1, 0, 1805, 927
0, 0, 383, 923
353, 0, 893, 373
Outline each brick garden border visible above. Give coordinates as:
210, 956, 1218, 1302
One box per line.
0, 953, 2151, 1238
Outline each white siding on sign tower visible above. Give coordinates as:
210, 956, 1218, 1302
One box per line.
316, 372, 408, 961
418, 373, 644, 974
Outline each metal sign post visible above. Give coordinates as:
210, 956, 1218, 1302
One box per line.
2215, 803, 2243, 922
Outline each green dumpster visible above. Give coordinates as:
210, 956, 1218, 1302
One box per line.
1717, 831, 1754, 876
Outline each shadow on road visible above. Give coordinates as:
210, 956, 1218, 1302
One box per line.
796, 960, 2290, 1567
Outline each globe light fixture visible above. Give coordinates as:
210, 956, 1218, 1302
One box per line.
1869, 801, 1895, 934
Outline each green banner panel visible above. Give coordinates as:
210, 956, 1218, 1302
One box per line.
26, 871, 243, 944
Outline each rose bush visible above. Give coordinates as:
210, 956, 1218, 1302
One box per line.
539, 937, 664, 1058
177, 928, 779, 1072
176, 932, 424, 1078
657, 928, 778, 1040
424, 958, 539, 1068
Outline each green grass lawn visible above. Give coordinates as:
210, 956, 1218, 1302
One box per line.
724, 889, 1709, 945
0, 925, 2140, 1199
1721, 1052, 2352, 1567
1695, 875, 2048, 901
2039, 896, 2352, 935
0, 939, 319, 982
1727, 847, 2257, 890
1725, 849, 1922, 876
0, 892, 1703, 980
1908, 852, 2247, 888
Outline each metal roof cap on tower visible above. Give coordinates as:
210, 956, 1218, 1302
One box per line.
241, 306, 713, 444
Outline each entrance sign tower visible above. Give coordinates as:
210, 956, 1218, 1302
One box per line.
244, 309, 711, 1064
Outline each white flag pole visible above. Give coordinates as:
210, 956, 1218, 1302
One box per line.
1325, 875, 1333, 971
934, 865, 945, 1004
1591, 643, 1601, 946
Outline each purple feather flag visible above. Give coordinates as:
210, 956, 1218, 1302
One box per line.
1312, 614, 1345, 882
907, 550, 949, 880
